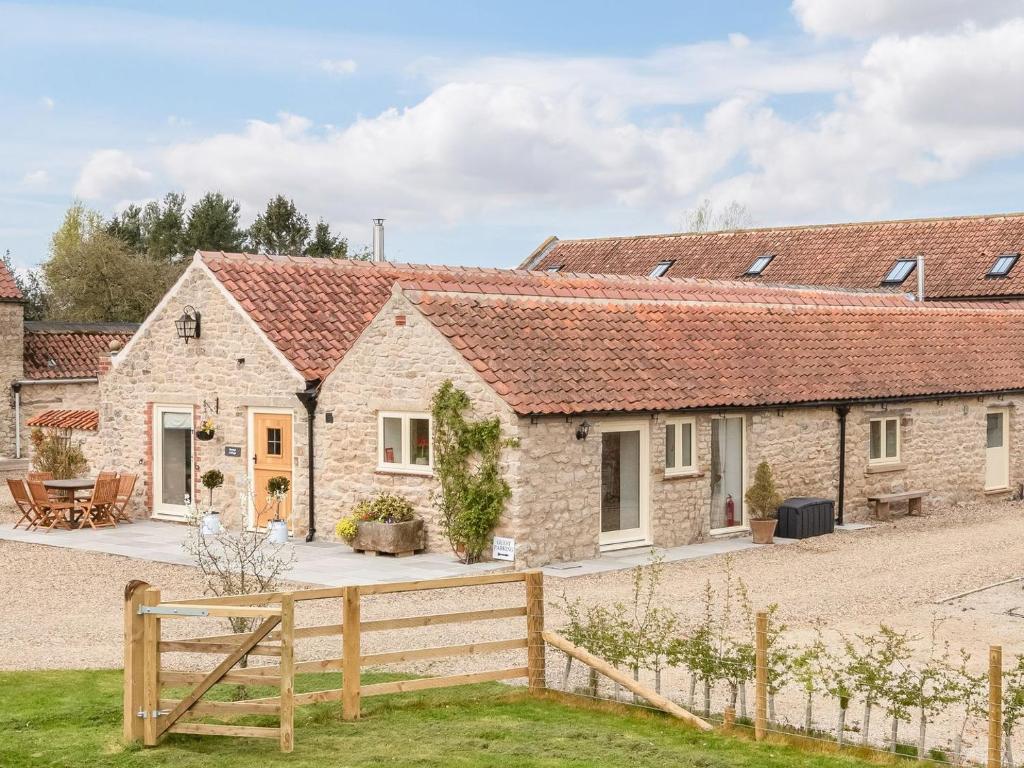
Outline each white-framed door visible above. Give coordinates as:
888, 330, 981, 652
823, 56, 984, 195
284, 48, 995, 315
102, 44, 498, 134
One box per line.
985, 408, 1010, 491
152, 404, 195, 520
247, 407, 295, 531
599, 420, 651, 549
710, 414, 747, 533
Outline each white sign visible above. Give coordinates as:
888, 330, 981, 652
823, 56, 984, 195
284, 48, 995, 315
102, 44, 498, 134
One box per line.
492, 536, 516, 562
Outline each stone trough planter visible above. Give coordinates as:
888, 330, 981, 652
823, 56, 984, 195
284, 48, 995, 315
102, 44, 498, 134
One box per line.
351, 519, 425, 557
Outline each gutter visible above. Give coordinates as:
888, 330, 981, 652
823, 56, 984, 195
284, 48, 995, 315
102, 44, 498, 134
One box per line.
14, 377, 97, 385
295, 382, 320, 542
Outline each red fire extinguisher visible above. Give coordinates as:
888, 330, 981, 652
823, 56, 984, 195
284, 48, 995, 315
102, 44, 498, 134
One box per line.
725, 494, 735, 527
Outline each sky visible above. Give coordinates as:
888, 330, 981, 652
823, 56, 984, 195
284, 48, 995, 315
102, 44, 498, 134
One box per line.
3, 0, 1024, 270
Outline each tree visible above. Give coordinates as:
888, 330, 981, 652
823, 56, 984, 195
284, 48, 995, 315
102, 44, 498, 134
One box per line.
684, 198, 753, 233
140, 192, 187, 263
105, 204, 145, 252
304, 219, 349, 258
183, 192, 246, 254
2, 250, 49, 320
248, 195, 311, 255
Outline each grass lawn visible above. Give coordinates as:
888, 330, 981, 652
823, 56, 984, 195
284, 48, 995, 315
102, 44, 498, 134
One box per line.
0, 670, 896, 767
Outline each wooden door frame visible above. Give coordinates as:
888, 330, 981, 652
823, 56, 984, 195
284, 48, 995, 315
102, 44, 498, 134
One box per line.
597, 419, 651, 551
246, 407, 296, 531
152, 403, 195, 520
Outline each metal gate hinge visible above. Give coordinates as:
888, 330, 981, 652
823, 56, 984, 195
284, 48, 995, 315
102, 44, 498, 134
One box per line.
138, 605, 209, 617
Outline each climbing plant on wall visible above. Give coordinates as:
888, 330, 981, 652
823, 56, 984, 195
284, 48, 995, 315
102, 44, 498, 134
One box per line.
431, 379, 512, 564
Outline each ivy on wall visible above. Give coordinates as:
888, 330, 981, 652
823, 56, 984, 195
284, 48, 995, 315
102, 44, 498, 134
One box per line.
431, 380, 513, 564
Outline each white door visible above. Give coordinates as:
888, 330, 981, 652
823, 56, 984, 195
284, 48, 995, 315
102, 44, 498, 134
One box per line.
985, 409, 1010, 491
599, 421, 650, 549
710, 416, 746, 531
153, 405, 194, 519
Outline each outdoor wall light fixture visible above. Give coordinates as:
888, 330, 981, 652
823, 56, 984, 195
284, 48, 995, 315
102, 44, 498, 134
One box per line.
175, 305, 201, 343
575, 420, 591, 440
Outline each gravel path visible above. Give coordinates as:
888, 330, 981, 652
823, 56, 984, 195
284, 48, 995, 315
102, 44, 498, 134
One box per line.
1, 498, 1022, 673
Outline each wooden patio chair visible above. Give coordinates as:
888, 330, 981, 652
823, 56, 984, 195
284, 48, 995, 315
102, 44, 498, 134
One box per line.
27, 479, 78, 530
26, 471, 53, 482
112, 473, 137, 523
78, 476, 119, 529
7, 479, 43, 530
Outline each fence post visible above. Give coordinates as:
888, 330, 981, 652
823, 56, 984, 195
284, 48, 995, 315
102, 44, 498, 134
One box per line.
989, 645, 1003, 768
123, 580, 149, 742
142, 586, 161, 747
279, 594, 295, 753
755, 610, 768, 742
525, 572, 545, 694
342, 586, 361, 721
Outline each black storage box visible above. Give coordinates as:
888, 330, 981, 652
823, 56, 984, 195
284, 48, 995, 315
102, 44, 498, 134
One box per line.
775, 497, 835, 539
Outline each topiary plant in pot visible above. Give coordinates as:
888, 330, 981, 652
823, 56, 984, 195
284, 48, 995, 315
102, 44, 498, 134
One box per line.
745, 460, 782, 544
200, 469, 224, 534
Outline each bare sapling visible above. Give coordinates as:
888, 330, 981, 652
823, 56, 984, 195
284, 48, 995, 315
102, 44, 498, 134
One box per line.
949, 649, 987, 767
791, 634, 827, 734
824, 647, 855, 747
909, 620, 958, 762
1002, 654, 1024, 768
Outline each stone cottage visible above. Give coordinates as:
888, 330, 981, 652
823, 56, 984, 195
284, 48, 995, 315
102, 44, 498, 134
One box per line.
96, 251, 1024, 566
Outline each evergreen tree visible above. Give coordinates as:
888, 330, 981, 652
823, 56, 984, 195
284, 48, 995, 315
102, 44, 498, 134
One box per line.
105, 204, 144, 252
247, 195, 311, 255
183, 192, 246, 253
140, 192, 187, 263
304, 219, 348, 258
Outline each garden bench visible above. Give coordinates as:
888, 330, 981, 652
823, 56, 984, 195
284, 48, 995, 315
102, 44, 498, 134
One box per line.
867, 489, 928, 521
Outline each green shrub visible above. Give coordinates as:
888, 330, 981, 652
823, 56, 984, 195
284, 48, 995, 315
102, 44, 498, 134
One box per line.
30, 428, 88, 479
266, 475, 290, 497
201, 469, 224, 490
334, 516, 358, 542
745, 460, 782, 520
335, 492, 416, 543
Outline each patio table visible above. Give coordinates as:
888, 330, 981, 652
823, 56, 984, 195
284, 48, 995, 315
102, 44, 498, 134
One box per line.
43, 478, 95, 528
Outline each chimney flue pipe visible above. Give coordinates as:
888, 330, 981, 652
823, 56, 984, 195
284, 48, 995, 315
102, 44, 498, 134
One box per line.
372, 218, 385, 262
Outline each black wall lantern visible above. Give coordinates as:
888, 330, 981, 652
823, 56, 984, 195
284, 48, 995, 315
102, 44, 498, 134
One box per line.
575, 419, 591, 440
175, 305, 201, 343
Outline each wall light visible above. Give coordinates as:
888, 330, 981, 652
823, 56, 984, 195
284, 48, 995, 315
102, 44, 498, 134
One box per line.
575, 420, 591, 440
175, 305, 201, 344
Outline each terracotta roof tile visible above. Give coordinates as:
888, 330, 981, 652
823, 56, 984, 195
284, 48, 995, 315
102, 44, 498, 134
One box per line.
26, 409, 99, 431
529, 212, 1024, 300
23, 323, 137, 380
0, 258, 22, 301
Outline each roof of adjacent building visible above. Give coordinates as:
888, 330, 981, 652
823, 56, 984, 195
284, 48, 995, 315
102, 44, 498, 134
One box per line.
522, 212, 1024, 300
23, 323, 138, 380
26, 409, 99, 431
198, 251, 917, 382
0, 258, 23, 302
404, 280, 1024, 415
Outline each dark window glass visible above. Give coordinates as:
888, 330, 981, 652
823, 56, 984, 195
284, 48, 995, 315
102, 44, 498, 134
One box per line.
267, 427, 282, 456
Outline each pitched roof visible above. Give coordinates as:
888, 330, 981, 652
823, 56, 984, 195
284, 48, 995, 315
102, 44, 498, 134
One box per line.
26, 409, 99, 431
524, 212, 1024, 300
23, 324, 137, 380
0, 258, 23, 301
200, 251, 907, 381
404, 282, 1024, 415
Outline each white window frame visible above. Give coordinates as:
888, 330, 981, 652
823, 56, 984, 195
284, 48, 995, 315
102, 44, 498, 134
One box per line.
664, 416, 698, 476
868, 416, 901, 465
378, 411, 433, 475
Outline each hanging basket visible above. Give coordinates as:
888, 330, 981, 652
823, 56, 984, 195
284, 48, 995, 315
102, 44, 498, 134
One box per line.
196, 429, 215, 442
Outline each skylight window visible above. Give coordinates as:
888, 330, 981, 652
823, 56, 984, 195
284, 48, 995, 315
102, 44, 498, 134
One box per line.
649, 260, 674, 278
545, 265, 563, 274
744, 254, 774, 276
988, 253, 1019, 278
882, 259, 916, 285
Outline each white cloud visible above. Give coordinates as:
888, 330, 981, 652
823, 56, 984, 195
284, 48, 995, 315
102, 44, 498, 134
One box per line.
319, 58, 357, 77
74, 149, 153, 200
20, 170, 49, 187
792, 0, 1024, 38
40, 95, 54, 110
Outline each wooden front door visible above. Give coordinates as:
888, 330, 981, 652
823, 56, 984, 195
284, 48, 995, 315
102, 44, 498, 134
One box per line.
251, 411, 293, 529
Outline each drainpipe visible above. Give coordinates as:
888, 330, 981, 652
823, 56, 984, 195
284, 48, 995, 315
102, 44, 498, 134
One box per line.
917, 254, 925, 302
835, 404, 850, 526
12, 383, 20, 459
295, 383, 320, 542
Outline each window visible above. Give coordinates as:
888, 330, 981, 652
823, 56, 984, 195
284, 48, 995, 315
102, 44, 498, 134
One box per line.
379, 412, 431, 473
546, 265, 563, 273
869, 417, 900, 465
649, 260, 675, 278
266, 427, 282, 456
664, 417, 697, 475
988, 253, 1019, 278
882, 259, 916, 285
744, 254, 774, 276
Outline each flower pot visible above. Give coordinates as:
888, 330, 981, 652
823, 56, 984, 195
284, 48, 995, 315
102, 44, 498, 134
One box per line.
268, 519, 289, 544
351, 519, 425, 557
196, 429, 215, 442
201, 511, 221, 535
750, 518, 777, 545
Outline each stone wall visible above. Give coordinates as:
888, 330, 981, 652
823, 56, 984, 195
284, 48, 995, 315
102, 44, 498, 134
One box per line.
17, 380, 101, 460
0, 301, 24, 458
98, 262, 310, 530
316, 290, 521, 556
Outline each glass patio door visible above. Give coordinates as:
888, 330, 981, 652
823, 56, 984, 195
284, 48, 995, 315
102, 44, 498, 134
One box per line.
710, 416, 745, 531
153, 406, 193, 519
599, 421, 650, 549
986, 409, 1010, 491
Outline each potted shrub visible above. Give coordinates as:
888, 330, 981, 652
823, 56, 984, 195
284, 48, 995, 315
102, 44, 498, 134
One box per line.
335, 492, 424, 556
196, 418, 215, 441
745, 460, 782, 545
266, 475, 290, 544
200, 469, 224, 535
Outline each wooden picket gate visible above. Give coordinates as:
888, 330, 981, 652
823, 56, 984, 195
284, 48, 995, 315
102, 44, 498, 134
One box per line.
123, 571, 545, 753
